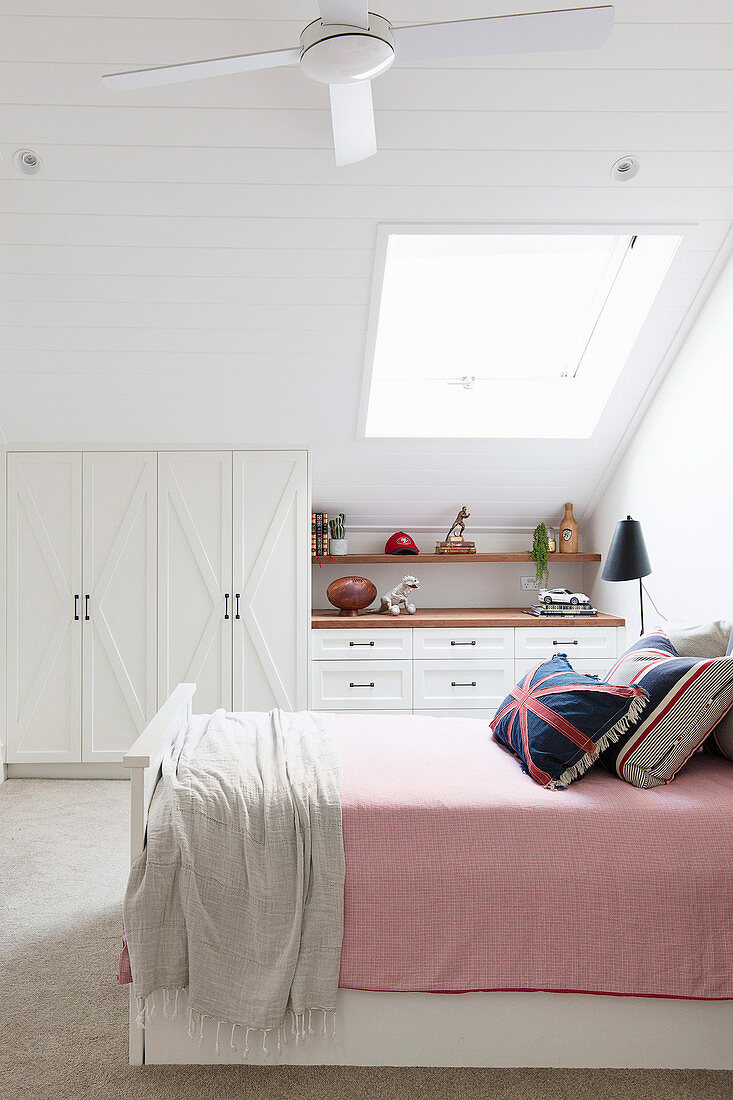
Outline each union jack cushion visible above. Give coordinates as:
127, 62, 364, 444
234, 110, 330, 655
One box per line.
490, 653, 648, 791
602, 632, 733, 787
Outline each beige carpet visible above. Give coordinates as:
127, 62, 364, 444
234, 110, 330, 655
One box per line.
1, 779, 731, 1100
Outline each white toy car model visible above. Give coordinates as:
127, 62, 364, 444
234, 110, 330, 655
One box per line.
539, 587, 591, 607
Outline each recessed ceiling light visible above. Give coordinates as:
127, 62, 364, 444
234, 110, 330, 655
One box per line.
610, 155, 640, 181
13, 149, 42, 175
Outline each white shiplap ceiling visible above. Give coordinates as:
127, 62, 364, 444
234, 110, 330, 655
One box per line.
1, 0, 732, 532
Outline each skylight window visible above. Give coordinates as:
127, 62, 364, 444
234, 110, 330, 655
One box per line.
362, 230, 682, 438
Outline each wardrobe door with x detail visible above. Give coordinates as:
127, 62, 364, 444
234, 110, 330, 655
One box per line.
232, 451, 308, 712
158, 452, 233, 714
82, 452, 157, 762
6, 452, 82, 763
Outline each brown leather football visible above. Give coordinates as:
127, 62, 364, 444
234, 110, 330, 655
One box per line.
326, 576, 377, 617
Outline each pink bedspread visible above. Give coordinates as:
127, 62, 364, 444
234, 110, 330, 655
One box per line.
120, 712, 733, 999
337, 714, 733, 1000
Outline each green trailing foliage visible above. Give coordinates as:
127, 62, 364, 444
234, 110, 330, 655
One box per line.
329, 513, 346, 540
531, 522, 551, 590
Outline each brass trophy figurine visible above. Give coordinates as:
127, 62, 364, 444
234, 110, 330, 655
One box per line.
435, 506, 477, 555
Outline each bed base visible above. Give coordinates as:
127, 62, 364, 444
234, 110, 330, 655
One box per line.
124, 686, 733, 1069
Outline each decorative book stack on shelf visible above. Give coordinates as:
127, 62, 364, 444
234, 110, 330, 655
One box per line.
311, 512, 328, 558
435, 543, 477, 555
526, 604, 599, 618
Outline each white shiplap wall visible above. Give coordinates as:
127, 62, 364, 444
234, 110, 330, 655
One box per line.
1, 0, 732, 536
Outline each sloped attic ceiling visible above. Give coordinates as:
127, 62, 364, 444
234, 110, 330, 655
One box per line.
1, 0, 732, 533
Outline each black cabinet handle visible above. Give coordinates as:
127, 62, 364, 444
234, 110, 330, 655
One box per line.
74, 595, 80, 621
224, 594, 230, 620
553, 639, 578, 646
451, 640, 476, 646
349, 682, 375, 688
84, 595, 90, 621
451, 681, 477, 688
235, 593, 240, 620
349, 640, 374, 647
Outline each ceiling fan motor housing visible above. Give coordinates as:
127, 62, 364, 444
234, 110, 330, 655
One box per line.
300, 13, 394, 84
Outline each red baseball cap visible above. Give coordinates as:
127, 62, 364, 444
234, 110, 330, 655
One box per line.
385, 531, 420, 555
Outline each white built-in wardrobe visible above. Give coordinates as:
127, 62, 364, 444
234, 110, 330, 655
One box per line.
6, 449, 309, 766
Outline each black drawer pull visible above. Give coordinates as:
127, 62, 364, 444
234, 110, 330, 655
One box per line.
451, 640, 476, 646
235, 593, 240, 620
349, 640, 375, 647
553, 639, 578, 646
451, 681, 477, 688
74, 595, 80, 621
224, 593, 230, 620
84, 595, 90, 621
349, 682, 375, 688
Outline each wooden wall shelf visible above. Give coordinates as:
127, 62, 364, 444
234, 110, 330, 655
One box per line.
312, 553, 601, 565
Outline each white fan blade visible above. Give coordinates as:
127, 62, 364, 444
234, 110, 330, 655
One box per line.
328, 81, 376, 166
102, 47, 301, 91
392, 6, 615, 63
319, 0, 369, 29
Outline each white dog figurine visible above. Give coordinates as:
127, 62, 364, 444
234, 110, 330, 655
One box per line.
380, 575, 420, 616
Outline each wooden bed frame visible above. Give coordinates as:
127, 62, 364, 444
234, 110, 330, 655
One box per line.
123, 684, 733, 1069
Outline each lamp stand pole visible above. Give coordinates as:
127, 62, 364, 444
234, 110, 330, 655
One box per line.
639, 578, 645, 636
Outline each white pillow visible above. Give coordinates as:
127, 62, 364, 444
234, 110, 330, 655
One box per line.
667, 620, 733, 660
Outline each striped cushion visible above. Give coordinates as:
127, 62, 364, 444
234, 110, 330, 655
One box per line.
705, 627, 733, 760
490, 653, 647, 791
602, 633, 733, 787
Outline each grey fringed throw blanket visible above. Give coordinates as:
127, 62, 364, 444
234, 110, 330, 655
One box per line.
123, 709, 344, 1039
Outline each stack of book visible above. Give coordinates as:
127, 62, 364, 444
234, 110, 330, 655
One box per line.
525, 603, 598, 618
434, 535, 477, 554
311, 512, 328, 558
434, 544, 477, 555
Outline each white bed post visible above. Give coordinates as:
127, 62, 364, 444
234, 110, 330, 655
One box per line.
123, 683, 196, 1066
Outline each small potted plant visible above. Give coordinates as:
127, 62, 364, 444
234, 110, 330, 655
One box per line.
329, 513, 348, 556
530, 521, 551, 590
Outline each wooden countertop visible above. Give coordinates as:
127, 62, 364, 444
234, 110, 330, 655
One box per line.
312, 552, 600, 564
311, 608, 625, 629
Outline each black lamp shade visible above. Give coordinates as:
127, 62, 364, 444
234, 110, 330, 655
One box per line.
602, 516, 652, 582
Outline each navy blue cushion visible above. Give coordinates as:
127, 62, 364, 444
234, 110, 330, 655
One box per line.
490, 653, 647, 790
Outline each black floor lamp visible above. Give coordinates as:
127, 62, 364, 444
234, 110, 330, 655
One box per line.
602, 515, 652, 635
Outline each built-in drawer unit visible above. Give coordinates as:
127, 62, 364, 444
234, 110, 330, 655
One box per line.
311, 620, 622, 718
313, 710, 408, 717
514, 657, 613, 682
311, 627, 412, 661
414, 709, 495, 721
413, 659, 514, 711
311, 660, 412, 711
514, 626, 618, 663
412, 627, 513, 661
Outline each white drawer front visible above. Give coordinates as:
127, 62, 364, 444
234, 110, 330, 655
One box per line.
415, 709, 496, 721
311, 660, 412, 711
313, 709, 408, 716
514, 658, 612, 682
414, 660, 514, 710
413, 627, 514, 660
514, 626, 618, 662
311, 628, 412, 660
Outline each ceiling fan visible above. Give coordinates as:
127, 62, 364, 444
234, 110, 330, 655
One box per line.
102, 2, 615, 167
